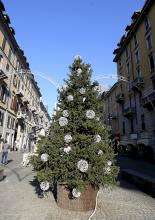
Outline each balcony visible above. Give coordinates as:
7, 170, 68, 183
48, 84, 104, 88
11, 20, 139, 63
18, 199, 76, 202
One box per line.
23, 97, 29, 105
116, 93, 124, 104
124, 107, 136, 118
16, 89, 24, 98
132, 77, 144, 91
0, 68, 8, 80
142, 91, 155, 111
17, 111, 25, 120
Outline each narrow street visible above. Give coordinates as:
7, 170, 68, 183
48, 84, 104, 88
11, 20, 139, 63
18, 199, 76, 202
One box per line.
0, 152, 155, 220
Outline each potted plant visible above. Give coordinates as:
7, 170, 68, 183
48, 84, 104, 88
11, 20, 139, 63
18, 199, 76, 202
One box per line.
31, 56, 119, 211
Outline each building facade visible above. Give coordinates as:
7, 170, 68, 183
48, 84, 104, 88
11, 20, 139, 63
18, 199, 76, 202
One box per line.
111, 0, 155, 159
0, 1, 50, 151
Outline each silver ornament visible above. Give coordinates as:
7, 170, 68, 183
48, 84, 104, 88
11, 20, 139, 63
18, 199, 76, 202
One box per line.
95, 134, 101, 143
77, 159, 88, 172
67, 95, 74, 101
72, 188, 81, 198
64, 134, 72, 143
40, 181, 50, 191
63, 110, 69, 117
107, 160, 112, 166
79, 88, 86, 95
86, 110, 95, 119
77, 68, 82, 76
93, 86, 99, 91
59, 117, 68, 126
41, 153, 49, 162
83, 97, 86, 102
104, 166, 111, 175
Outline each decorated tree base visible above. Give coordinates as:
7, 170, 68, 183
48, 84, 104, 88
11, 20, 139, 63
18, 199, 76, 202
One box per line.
57, 183, 98, 211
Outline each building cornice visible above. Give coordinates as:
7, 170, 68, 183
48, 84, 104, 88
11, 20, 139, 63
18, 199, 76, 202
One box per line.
113, 0, 154, 62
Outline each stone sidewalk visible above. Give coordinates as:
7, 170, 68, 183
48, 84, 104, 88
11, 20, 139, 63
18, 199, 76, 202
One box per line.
0, 152, 155, 220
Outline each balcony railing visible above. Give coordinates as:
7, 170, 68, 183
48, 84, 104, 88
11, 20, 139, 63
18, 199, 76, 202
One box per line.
0, 68, 8, 80
17, 111, 25, 120
16, 89, 24, 97
116, 93, 124, 104
124, 106, 136, 118
132, 77, 144, 91
142, 91, 155, 110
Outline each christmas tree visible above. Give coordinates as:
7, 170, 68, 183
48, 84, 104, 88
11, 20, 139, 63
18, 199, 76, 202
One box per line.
31, 56, 119, 197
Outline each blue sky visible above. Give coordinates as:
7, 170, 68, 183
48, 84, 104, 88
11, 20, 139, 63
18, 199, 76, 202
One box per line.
3, 0, 144, 114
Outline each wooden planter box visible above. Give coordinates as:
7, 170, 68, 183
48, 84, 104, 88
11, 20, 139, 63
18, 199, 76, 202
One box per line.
57, 183, 98, 211
0, 169, 4, 181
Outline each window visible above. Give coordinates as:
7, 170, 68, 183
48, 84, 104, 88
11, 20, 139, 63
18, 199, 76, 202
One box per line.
146, 34, 152, 49
144, 17, 150, 32
118, 60, 122, 71
141, 114, 145, 131
149, 53, 155, 72
126, 63, 130, 75
2, 37, 6, 51
126, 47, 129, 58
11, 95, 18, 111
135, 50, 140, 64
6, 63, 9, 72
122, 121, 125, 135
7, 116, 15, 129
130, 119, 134, 133
0, 110, 4, 126
13, 74, 17, 87
0, 84, 7, 103
7, 116, 11, 129
134, 34, 138, 48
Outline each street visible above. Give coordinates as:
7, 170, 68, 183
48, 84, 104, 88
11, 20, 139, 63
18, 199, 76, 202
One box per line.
0, 152, 155, 220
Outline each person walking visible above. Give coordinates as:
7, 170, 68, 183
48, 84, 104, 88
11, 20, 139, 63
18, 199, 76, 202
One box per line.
1, 140, 10, 165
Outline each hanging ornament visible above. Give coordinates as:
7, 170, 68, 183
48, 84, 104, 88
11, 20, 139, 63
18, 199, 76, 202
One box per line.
96, 117, 100, 121
104, 166, 111, 175
41, 153, 49, 162
63, 110, 69, 117
72, 188, 81, 198
83, 97, 86, 102
107, 160, 112, 166
67, 95, 74, 101
74, 55, 82, 60
64, 134, 72, 143
79, 88, 86, 95
59, 117, 68, 126
77, 159, 88, 172
64, 143, 71, 154
95, 134, 101, 143
93, 86, 99, 91
86, 110, 95, 119
40, 181, 50, 191
98, 150, 103, 155
77, 68, 82, 76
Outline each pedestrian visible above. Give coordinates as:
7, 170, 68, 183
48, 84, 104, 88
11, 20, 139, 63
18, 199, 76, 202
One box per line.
1, 140, 10, 165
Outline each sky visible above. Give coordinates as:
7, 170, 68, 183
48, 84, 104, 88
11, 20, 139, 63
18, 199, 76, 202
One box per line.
3, 0, 145, 114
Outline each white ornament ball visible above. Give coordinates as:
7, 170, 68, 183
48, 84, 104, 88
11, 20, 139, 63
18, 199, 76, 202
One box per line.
95, 134, 101, 143
67, 95, 74, 101
86, 110, 95, 119
41, 153, 49, 162
77, 159, 89, 172
63, 110, 69, 117
107, 160, 112, 166
98, 150, 103, 155
104, 167, 111, 175
77, 68, 82, 76
79, 88, 86, 95
40, 181, 50, 191
59, 117, 68, 126
64, 145, 71, 154
64, 134, 72, 143
63, 84, 68, 91
74, 55, 82, 60
72, 188, 81, 198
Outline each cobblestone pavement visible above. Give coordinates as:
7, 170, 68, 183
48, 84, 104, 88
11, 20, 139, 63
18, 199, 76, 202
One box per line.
0, 152, 155, 220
